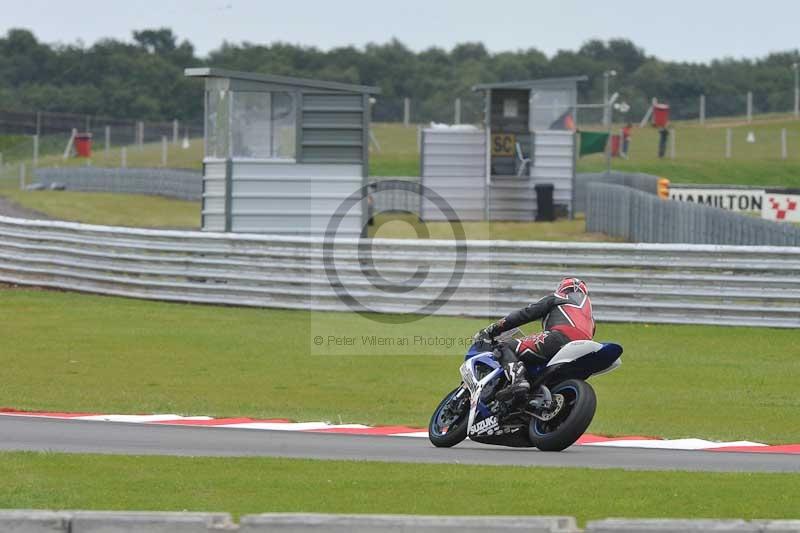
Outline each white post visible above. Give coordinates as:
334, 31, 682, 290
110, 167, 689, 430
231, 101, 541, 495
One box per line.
725, 128, 732, 158
403, 98, 410, 127
669, 128, 676, 159
104, 125, 110, 156
454, 98, 461, 124
172, 119, 179, 145
19, 162, 25, 190
161, 136, 168, 167
137, 121, 144, 149
746, 91, 753, 123
781, 128, 788, 159
121, 147, 127, 168
795, 87, 799, 119
699, 94, 706, 125
32, 134, 39, 168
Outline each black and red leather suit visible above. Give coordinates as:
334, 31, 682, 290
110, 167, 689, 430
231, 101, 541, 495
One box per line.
494, 290, 595, 367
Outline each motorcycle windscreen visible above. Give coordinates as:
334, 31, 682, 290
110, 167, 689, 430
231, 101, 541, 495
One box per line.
465, 341, 492, 359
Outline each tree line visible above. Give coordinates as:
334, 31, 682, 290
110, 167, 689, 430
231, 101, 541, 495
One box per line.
1, 27, 798, 124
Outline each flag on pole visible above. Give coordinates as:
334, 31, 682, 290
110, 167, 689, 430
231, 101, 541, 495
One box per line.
579, 131, 610, 157
549, 109, 576, 130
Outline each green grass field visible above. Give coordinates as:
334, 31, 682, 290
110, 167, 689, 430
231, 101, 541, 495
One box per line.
0, 189, 200, 228
2, 452, 797, 525
368, 213, 617, 241
578, 116, 800, 188
2, 287, 798, 444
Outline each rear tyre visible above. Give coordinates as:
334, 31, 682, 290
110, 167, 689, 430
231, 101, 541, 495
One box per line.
528, 379, 596, 452
428, 387, 469, 448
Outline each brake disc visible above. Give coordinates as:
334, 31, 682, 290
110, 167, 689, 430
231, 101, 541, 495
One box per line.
536, 393, 564, 421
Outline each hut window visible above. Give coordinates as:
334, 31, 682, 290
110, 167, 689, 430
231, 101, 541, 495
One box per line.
231, 91, 296, 159
503, 98, 519, 118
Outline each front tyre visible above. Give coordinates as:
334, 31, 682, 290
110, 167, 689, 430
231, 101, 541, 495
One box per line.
428, 387, 469, 448
528, 379, 596, 452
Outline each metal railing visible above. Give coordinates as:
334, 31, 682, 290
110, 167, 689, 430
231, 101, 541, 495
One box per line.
0, 215, 798, 328
586, 182, 800, 246
33, 167, 202, 201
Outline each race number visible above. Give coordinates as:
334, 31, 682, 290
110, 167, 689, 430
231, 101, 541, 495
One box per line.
491, 133, 516, 156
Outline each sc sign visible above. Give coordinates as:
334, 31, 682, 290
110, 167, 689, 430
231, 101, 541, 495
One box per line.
491, 134, 516, 156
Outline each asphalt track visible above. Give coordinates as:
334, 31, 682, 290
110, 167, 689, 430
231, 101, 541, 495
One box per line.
1, 416, 799, 473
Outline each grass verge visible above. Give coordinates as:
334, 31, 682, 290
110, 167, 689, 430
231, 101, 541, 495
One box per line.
2, 452, 798, 524
0, 190, 200, 228
2, 288, 799, 444
368, 213, 617, 241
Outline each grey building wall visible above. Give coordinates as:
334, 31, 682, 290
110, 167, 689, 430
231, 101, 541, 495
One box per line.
420, 129, 486, 221
530, 130, 574, 214
586, 182, 800, 246
488, 176, 536, 220
202, 161, 227, 231
203, 161, 363, 236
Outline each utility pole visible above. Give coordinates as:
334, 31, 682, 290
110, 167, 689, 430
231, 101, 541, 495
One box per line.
793, 63, 799, 119
603, 70, 617, 126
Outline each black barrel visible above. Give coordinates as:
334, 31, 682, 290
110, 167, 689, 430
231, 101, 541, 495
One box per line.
535, 183, 555, 221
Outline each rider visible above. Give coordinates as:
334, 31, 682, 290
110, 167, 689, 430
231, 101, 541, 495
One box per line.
473, 277, 595, 400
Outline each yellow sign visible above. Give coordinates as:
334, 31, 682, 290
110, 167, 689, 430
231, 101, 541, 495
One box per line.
491, 134, 516, 156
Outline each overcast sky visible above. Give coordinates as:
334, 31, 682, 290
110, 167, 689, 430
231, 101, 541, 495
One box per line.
3, 0, 798, 63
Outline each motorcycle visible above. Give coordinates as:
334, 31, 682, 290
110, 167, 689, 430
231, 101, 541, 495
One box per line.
429, 328, 623, 451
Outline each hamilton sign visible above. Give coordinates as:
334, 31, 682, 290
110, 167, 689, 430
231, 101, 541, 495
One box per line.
670, 186, 764, 213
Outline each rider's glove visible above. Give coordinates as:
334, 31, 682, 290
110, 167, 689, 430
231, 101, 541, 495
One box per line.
473, 322, 500, 343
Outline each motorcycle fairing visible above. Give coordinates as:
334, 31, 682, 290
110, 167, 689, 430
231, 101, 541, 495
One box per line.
459, 352, 503, 436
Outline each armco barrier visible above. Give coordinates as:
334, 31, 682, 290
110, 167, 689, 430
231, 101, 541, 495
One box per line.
0, 215, 799, 328
574, 171, 661, 213
1, 512, 798, 532
239, 513, 578, 532
585, 518, 763, 532
33, 167, 202, 201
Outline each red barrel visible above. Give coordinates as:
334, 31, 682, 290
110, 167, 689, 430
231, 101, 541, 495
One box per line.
75, 132, 93, 157
653, 104, 670, 127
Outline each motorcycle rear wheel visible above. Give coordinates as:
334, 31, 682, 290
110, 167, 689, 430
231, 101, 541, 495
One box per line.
528, 379, 596, 452
428, 387, 469, 448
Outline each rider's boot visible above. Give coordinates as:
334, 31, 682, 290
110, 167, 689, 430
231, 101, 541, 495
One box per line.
498, 361, 530, 403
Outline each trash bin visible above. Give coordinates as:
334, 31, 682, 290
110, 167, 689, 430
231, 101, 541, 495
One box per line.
74, 132, 93, 157
652, 103, 670, 127
535, 183, 555, 222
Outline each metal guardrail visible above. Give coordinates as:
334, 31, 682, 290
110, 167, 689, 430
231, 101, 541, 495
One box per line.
587, 182, 800, 246
1, 511, 798, 532
1, 215, 798, 328
33, 167, 202, 201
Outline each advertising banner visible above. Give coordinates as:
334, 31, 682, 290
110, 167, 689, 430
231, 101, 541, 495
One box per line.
669, 186, 764, 213
762, 190, 800, 222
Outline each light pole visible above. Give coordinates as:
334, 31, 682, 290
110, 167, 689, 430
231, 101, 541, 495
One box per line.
793, 62, 799, 119
603, 69, 617, 126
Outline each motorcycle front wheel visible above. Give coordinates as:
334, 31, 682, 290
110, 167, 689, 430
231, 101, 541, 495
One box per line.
528, 379, 596, 452
428, 387, 469, 448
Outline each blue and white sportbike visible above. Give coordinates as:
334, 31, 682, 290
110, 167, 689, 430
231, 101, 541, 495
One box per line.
429, 329, 623, 451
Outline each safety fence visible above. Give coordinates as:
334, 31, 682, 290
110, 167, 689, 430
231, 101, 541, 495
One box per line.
1, 215, 798, 328
574, 172, 661, 213
33, 167, 202, 201
586, 182, 800, 246
0, 510, 797, 532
